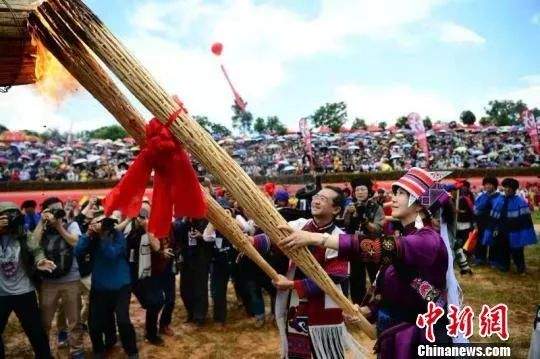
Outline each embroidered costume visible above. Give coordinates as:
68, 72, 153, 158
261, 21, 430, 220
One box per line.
253, 218, 360, 359
335, 168, 461, 358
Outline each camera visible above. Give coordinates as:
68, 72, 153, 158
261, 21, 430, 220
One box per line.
49, 208, 66, 219
4, 211, 24, 230
101, 217, 117, 232
355, 202, 367, 221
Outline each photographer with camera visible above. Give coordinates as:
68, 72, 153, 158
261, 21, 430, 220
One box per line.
74, 211, 138, 358
0, 202, 56, 359
343, 177, 384, 305
124, 208, 171, 345
32, 197, 84, 358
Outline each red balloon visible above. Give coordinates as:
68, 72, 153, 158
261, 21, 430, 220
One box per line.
211, 42, 223, 56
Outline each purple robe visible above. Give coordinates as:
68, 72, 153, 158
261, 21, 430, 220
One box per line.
339, 223, 450, 359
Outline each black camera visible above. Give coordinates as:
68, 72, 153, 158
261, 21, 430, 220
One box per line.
4, 211, 24, 230
355, 202, 367, 221
49, 208, 66, 219
101, 217, 117, 232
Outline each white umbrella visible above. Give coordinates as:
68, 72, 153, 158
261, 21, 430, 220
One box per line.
328, 145, 339, 149
476, 155, 488, 160
469, 149, 483, 156
87, 155, 101, 163
267, 144, 281, 149
282, 165, 296, 172
73, 158, 88, 165
347, 145, 360, 150
454, 147, 467, 153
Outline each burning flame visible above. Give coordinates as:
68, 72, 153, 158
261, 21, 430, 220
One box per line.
34, 38, 80, 104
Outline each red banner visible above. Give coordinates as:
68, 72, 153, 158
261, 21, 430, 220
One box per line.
407, 112, 430, 163
521, 109, 539, 154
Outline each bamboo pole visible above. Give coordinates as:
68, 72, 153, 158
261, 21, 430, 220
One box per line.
28, 8, 280, 282
39, 0, 375, 339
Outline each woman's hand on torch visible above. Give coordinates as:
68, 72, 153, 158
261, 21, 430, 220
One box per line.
277, 225, 321, 250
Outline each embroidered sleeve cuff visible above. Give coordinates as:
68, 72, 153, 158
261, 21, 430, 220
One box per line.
253, 233, 271, 254
339, 234, 398, 264
294, 278, 322, 299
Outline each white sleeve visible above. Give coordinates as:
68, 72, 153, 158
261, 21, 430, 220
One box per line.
67, 221, 82, 236
287, 218, 308, 230
202, 223, 216, 242
235, 215, 253, 234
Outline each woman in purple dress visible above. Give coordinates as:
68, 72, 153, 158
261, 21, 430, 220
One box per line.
279, 168, 464, 358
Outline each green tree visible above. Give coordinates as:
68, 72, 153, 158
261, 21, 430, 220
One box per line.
484, 100, 527, 126
210, 123, 231, 137
22, 129, 40, 137
41, 128, 63, 142
88, 125, 127, 140
231, 104, 253, 133
532, 108, 540, 118
395, 116, 409, 129
253, 117, 266, 134
265, 116, 287, 135
194, 115, 212, 132
0, 124, 8, 133
460, 110, 476, 125
423, 116, 433, 130
310, 101, 347, 133
378, 121, 387, 131
351, 118, 367, 131
479, 117, 492, 127
195, 115, 231, 137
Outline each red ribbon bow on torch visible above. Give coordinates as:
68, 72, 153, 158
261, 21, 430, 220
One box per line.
104, 118, 207, 237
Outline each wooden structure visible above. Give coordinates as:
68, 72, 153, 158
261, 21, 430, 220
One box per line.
0, 0, 40, 89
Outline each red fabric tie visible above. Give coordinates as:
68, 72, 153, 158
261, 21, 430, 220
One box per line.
104, 118, 206, 237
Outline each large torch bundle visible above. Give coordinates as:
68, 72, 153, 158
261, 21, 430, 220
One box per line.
2, 0, 375, 340
29, 7, 280, 283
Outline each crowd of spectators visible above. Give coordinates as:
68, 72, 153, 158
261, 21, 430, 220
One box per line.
1, 124, 538, 182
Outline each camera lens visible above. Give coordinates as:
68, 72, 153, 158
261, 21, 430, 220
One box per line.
52, 209, 66, 219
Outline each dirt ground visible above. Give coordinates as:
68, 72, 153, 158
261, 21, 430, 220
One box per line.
4, 243, 539, 358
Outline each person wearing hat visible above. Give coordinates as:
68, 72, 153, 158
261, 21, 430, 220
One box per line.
74, 211, 138, 358
344, 176, 384, 305
0, 202, 56, 359
483, 178, 537, 274
474, 176, 501, 266
279, 168, 461, 358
